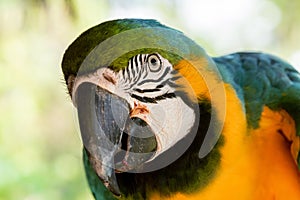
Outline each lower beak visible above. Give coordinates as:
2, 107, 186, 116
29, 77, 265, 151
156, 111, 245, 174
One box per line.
75, 82, 157, 196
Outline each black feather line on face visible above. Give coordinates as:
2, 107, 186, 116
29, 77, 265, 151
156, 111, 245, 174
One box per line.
133, 88, 161, 93
130, 92, 176, 104
137, 67, 171, 86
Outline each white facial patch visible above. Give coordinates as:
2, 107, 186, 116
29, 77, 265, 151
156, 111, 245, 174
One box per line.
145, 95, 195, 158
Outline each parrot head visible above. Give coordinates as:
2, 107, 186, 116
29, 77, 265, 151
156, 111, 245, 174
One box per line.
62, 19, 225, 196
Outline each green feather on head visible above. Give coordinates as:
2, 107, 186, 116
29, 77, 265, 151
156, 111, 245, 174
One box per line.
61, 19, 212, 83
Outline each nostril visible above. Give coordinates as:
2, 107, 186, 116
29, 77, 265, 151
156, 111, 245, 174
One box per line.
103, 72, 116, 85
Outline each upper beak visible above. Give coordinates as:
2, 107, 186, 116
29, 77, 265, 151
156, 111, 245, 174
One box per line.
75, 82, 157, 196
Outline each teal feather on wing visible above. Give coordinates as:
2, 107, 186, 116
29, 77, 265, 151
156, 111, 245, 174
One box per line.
214, 52, 300, 133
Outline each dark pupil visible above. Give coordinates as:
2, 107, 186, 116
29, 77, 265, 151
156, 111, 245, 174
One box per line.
150, 58, 157, 65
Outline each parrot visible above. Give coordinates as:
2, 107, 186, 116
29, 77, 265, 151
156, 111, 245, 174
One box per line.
61, 19, 300, 200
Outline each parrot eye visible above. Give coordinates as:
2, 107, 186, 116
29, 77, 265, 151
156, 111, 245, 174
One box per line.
147, 54, 162, 72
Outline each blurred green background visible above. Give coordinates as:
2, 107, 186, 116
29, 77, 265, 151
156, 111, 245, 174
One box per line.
0, 0, 299, 199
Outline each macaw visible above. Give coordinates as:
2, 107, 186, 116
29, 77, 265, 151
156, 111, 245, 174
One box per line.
61, 19, 300, 200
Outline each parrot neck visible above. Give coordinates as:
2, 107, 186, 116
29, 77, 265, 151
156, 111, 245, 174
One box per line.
115, 100, 224, 199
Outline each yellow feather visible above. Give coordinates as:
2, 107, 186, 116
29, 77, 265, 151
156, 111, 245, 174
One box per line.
150, 85, 300, 200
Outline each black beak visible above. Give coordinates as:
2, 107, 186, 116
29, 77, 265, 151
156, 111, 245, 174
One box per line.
75, 82, 157, 196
